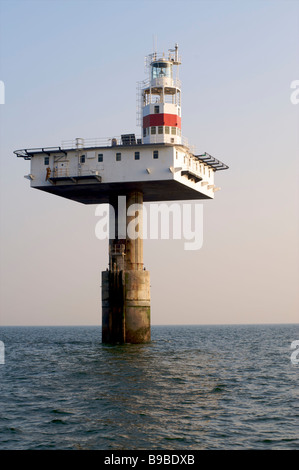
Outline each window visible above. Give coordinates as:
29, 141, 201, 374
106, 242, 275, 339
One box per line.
80, 155, 86, 164
151, 62, 172, 80
165, 126, 170, 134
151, 127, 156, 134
98, 153, 103, 162
153, 150, 159, 159
158, 126, 163, 134
44, 157, 49, 165
134, 151, 140, 160
154, 105, 159, 114
116, 153, 121, 161
171, 127, 176, 135
143, 128, 146, 137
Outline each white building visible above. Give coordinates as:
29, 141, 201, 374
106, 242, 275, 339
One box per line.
15, 44, 228, 205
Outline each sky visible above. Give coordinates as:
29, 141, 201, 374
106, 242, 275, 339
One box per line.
0, 0, 298, 326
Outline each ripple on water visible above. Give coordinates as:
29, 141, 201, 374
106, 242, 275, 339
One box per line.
0, 324, 298, 450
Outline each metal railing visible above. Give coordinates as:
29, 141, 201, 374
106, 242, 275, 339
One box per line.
61, 136, 144, 150
53, 168, 69, 177
61, 135, 190, 149
52, 168, 100, 178
61, 137, 122, 149
139, 76, 182, 90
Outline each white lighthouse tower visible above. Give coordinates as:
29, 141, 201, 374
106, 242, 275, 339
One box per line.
15, 43, 228, 344
141, 44, 182, 145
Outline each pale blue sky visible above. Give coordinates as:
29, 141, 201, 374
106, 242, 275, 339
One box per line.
0, 0, 298, 326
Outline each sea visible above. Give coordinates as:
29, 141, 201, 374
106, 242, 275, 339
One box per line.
0, 324, 298, 451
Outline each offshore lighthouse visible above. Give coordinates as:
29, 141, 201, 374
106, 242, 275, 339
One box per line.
15, 44, 228, 344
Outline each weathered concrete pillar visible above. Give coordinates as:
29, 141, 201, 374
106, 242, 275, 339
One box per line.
125, 191, 143, 271
124, 270, 151, 343
101, 191, 150, 344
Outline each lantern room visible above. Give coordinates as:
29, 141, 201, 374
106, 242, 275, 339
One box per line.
151, 59, 173, 80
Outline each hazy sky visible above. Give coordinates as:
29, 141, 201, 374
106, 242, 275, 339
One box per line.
0, 0, 298, 326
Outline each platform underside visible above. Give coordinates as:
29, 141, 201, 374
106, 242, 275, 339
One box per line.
34, 179, 212, 204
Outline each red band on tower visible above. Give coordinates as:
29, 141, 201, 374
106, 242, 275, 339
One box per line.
143, 114, 181, 129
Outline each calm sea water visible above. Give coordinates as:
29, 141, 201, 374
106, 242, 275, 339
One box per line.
0, 324, 298, 450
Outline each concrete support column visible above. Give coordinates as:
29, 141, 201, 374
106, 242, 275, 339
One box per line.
125, 191, 143, 271
102, 191, 150, 344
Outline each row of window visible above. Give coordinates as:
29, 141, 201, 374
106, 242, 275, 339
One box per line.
44, 152, 211, 175
153, 105, 181, 116
143, 126, 181, 137
44, 151, 159, 165
115, 151, 158, 162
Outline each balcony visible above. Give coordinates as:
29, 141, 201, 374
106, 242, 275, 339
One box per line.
47, 168, 102, 185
